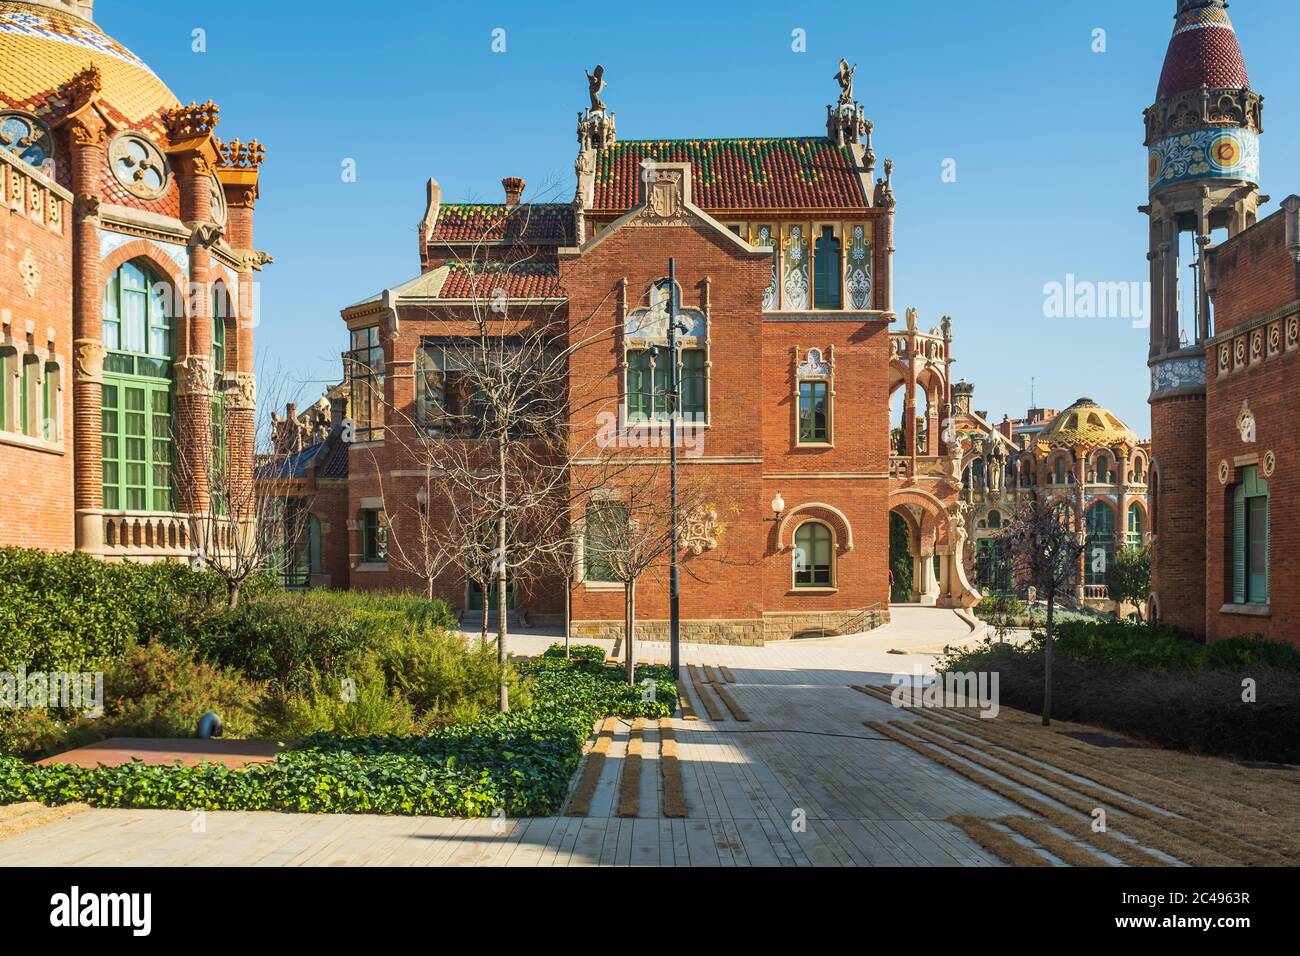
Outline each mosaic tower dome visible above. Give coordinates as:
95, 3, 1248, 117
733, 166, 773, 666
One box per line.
1040, 398, 1140, 453
1157, 0, 1250, 100
0, 0, 180, 181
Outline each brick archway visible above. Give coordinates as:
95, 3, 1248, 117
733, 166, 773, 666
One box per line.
777, 502, 853, 552
100, 239, 192, 352
887, 487, 952, 549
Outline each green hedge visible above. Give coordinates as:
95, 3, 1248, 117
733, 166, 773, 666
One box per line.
0, 548, 278, 672
941, 621, 1300, 763
0, 657, 676, 817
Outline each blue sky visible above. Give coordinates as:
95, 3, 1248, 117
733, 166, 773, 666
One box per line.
100, 0, 1300, 435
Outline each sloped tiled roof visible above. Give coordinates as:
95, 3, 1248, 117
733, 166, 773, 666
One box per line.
430, 203, 574, 244
591, 137, 870, 212
315, 436, 349, 480
437, 261, 562, 300
1157, 0, 1250, 99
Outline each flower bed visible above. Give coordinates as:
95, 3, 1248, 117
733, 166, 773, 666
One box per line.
0, 656, 675, 817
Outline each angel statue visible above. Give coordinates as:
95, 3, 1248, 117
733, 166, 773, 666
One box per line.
586, 65, 606, 112
833, 58, 856, 106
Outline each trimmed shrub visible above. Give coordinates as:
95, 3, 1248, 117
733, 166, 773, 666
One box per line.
543, 643, 607, 664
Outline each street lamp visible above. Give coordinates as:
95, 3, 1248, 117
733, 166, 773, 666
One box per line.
767, 493, 786, 523
664, 257, 690, 681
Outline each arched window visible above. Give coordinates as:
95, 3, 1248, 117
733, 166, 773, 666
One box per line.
1133, 458, 1145, 483
1127, 503, 1145, 547
793, 521, 834, 588
1054, 457, 1066, 485
987, 510, 1002, 529
1085, 502, 1115, 586
102, 259, 174, 512
1094, 457, 1110, 484
1020, 459, 1033, 486
972, 458, 986, 489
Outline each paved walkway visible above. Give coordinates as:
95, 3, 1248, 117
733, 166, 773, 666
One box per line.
0, 607, 1017, 867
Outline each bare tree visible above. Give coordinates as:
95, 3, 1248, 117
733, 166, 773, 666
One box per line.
178, 361, 312, 609
356, 180, 634, 711
1001, 494, 1084, 726
580, 469, 724, 685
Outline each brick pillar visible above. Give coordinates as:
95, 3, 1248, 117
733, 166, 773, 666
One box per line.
1150, 393, 1207, 635
174, 155, 215, 516
225, 201, 256, 510
68, 116, 107, 549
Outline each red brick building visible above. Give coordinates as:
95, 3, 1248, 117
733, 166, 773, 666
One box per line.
292, 65, 983, 643
1144, 0, 1298, 643
0, 0, 268, 560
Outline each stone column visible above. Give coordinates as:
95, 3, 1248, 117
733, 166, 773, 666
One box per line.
67, 112, 107, 549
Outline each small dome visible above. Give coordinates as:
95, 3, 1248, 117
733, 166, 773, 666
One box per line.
0, 0, 179, 134
1041, 398, 1139, 451
1156, 0, 1250, 100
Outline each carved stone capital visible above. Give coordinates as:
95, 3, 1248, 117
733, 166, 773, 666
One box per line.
227, 372, 257, 410
74, 339, 104, 382
174, 355, 214, 397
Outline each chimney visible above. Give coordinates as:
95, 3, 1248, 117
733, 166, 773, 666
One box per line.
502, 177, 525, 207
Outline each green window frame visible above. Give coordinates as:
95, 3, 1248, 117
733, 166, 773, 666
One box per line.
1232, 466, 1269, 605
1084, 502, 1115, 587
798, 380, 829, 443
19, 357, 33, 436
101, 260, 174, 513
0, 349, 9, 431
348, 327, 384, 442
793, 521, 834, 588
1126, 503, 1144, 548
362, 509, 387, 563
813, 226, 842, 310
101, 380, 173, 512
584, 501, 628, 584
40, 362, 55, 440
626, 348, 705, 422
211, 283, 228, 376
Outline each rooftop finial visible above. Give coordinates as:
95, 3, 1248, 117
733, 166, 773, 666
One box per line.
826, 57, 868, 146
577, 65, 615, 149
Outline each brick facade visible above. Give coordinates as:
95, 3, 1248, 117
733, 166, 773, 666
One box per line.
289, 77, 987, 643
1, 1, 266, 563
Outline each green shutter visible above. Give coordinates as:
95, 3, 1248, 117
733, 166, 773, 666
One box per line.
1232, 482, 1247, 604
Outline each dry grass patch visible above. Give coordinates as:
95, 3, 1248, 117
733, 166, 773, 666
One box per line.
948, 815, 1049, 867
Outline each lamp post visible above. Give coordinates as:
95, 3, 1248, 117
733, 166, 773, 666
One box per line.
655, 258, 692, 680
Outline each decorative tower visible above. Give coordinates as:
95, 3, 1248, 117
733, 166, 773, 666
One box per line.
1142, 0, 1263, 632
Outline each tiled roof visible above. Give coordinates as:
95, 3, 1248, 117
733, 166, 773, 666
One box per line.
315, 436, 349, 480
430, 203, 574, 244
0, 2, 179, 132
591, 138, 870, 212
437, 261, 562, 300
1157, 1, 1249, 99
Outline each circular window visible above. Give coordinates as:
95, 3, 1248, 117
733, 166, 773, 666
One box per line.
109, 132, 170, 200
0, 112, 54, 172
209, 174, 227, 226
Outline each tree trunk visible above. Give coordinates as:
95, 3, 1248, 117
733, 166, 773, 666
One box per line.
564, 576, 571, 659
496, 438, 509, 713
227, 580, 240, 610
624, 577, 637, 686
481, 584, 489, 642
1042, 595, 1054, 726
